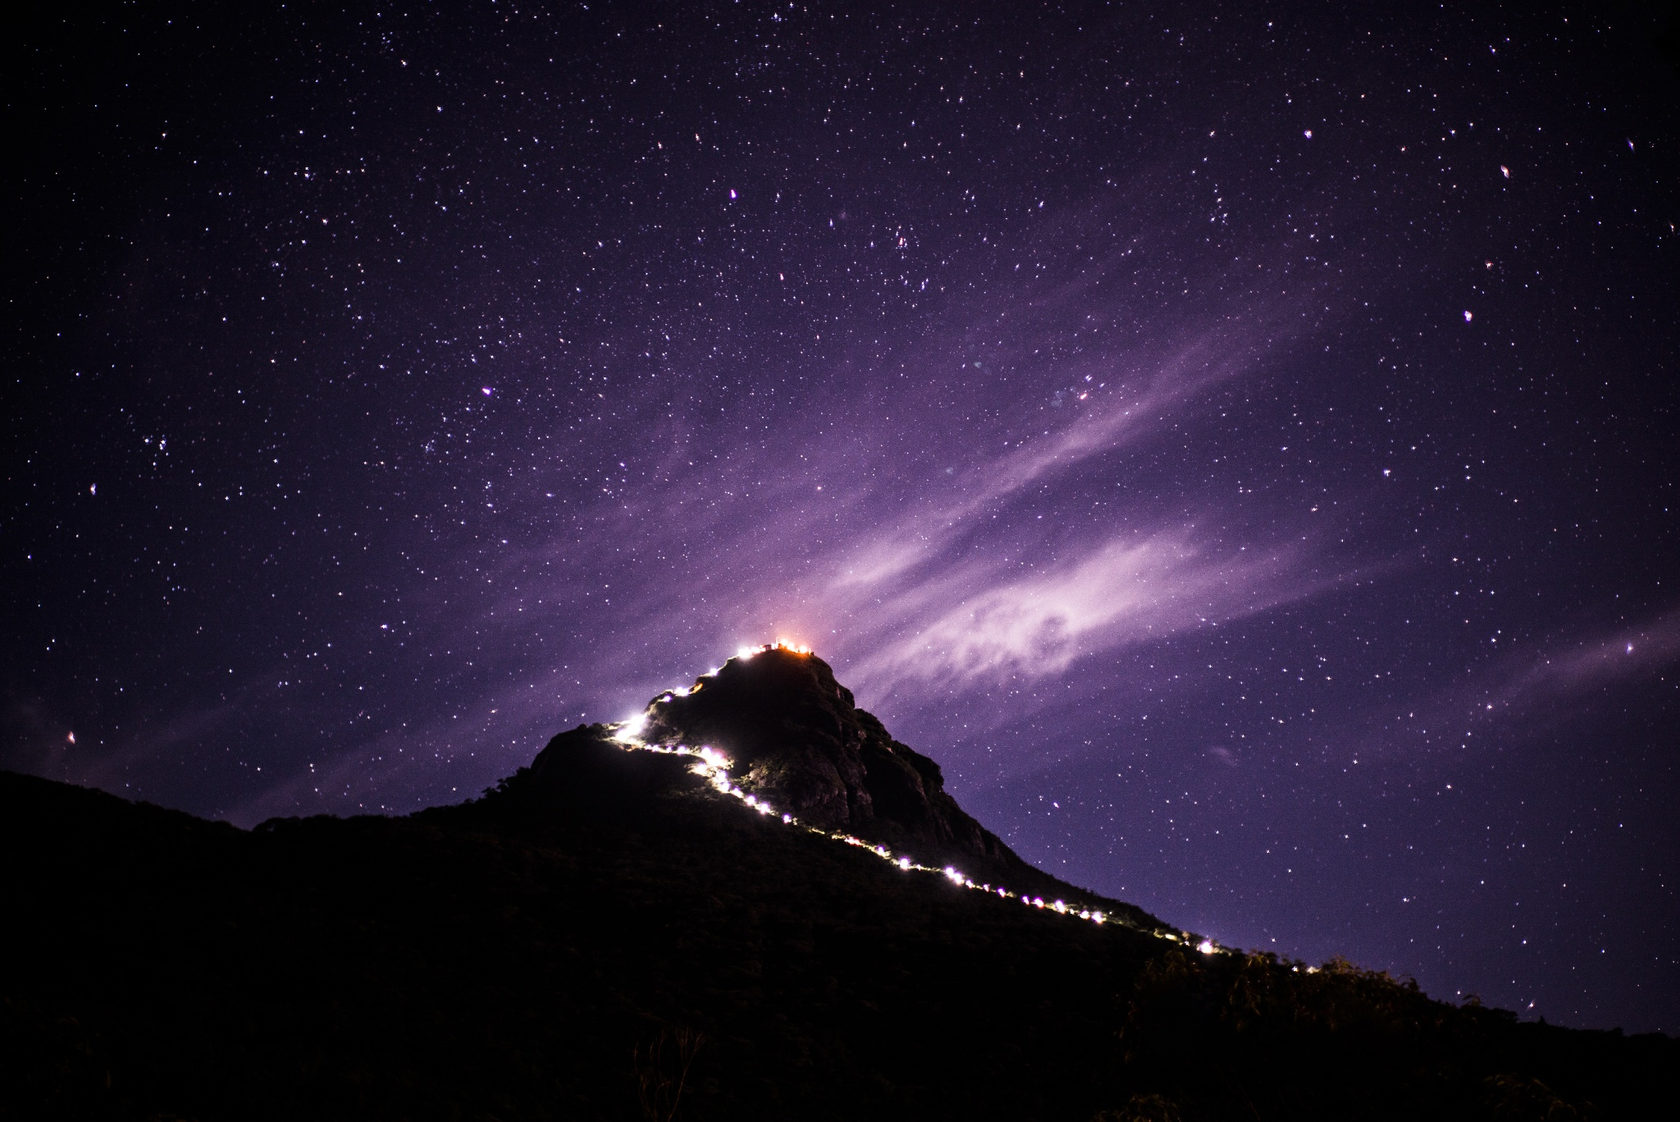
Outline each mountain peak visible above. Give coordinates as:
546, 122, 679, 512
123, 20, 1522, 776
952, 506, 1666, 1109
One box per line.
638, 643, 856, 766
511, 642, 1149, 917
637, 644, 971, 846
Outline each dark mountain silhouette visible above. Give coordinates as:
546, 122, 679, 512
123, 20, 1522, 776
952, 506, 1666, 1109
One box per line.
3, 645, 1674, 1120
500, 645, 1160, 926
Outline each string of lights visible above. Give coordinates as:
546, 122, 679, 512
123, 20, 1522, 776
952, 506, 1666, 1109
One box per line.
611, 642, 1225, 954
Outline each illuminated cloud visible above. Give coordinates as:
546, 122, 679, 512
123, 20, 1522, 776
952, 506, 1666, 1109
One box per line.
848, 532, 1322, 689
828, 315, 1296, 596
775, 324, 1354, 693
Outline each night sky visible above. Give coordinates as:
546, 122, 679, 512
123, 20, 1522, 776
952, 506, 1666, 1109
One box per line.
7, 2, 1678, 1034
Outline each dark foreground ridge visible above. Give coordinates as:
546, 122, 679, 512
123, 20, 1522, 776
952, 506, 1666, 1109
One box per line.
4, 647, 1674, 1120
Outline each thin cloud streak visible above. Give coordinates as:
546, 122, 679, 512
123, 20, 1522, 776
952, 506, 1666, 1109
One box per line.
1347, 606, 1680, 765
186, 230, 1359, 822
846, 532, 1327, 692
1485, 609, 1680, 721
795, 318, 1358, 696
828, 321, 1283, 594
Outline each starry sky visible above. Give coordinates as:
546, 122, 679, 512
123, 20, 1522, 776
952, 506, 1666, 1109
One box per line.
7, 2, 1679, 1033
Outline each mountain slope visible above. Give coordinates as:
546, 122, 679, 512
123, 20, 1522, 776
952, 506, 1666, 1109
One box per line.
3, 647, 1674, 1120
495, 643, 1163, 927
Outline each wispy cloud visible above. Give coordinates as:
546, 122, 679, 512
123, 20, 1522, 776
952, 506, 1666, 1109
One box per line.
845, 531, 1325, 691
1348, 606, 1680, 763
172, 202, 1360, 821
827, 323, 1272, 592
777, 311, 1353, 695
1486, 609, 1680, 717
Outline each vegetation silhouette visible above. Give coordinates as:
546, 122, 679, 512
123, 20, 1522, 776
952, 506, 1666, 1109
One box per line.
2, 648, 1672, 1118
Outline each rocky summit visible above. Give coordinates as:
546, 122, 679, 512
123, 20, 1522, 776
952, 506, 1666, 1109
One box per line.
642, 648, 1009, 853
519, 644, 1129, 913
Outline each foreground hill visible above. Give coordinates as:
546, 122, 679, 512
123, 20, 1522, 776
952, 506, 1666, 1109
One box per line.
3, 647, 1673, 1120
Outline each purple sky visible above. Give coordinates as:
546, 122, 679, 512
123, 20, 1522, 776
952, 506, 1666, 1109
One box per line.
7, 1, 1678, 1033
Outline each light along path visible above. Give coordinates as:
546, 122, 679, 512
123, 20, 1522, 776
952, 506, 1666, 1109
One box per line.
610, 641, 1229, 955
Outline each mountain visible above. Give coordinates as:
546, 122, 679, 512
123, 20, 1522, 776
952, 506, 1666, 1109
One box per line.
498, 644, 1161, 926
2, 646, 1674, 1120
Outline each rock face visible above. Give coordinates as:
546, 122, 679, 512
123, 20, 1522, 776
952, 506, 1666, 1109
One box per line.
632, 646, 1031, 883
515, 644, 1135, 910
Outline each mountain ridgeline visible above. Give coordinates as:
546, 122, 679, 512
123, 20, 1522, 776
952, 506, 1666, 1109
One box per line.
3, 644, 1674, 1120
498, 644, 1157, 925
